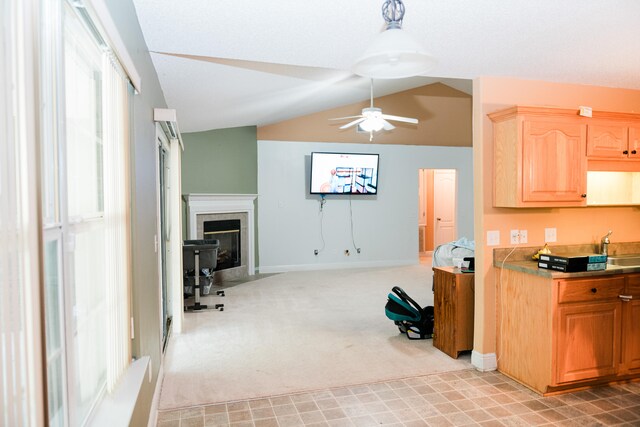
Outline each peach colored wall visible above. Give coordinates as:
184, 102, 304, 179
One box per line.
473, 77, 640, 358
257, 83, 471, 146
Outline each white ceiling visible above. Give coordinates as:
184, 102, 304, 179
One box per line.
131, 0, 640, 133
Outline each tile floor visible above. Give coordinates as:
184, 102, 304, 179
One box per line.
156, 369, 640, 426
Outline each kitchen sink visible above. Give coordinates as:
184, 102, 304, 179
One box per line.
607, 254, 640, 267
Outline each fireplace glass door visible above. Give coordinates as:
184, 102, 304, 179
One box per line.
203, 219, 241, 271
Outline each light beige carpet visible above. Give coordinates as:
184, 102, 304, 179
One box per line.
158, 264, 472, 410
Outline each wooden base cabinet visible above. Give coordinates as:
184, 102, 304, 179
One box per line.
432, 267, 474, 359
497, 269, 640, 395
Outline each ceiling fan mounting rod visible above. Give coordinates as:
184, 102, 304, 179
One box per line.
370, 78, 374, 109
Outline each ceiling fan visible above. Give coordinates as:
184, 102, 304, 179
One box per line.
330, 79, 418, 140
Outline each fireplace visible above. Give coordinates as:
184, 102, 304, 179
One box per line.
203, 219, 241, 270
185, 194, 257, 283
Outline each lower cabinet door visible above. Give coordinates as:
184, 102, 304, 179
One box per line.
556, 301, 622, 383
623, 275, 640, 372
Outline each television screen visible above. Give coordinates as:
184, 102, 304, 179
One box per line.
310, 152, 379, 195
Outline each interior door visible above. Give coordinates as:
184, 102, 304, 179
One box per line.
433, 169, 456, 247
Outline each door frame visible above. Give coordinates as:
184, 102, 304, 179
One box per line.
155, 124, 171, 352
155, 123, 185, 340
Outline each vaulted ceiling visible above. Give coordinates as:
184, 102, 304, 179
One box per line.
132, 0, 640, 133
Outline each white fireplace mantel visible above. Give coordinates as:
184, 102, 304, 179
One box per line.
184, 193, 257, 275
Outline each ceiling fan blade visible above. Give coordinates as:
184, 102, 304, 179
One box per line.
329, 115, 364, 121
380, 114, 419, 124
339, 118, 366, 130
382, 120, 395, 131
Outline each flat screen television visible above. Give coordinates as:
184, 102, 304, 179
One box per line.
310, 152, 379, 195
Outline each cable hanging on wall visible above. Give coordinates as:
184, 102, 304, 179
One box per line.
316, 195, 326, 255
349, 195, 361, 253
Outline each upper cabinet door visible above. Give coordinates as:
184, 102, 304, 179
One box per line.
587, 124, 629, 159
628, 127, 640, 160
522, 119, 587, 203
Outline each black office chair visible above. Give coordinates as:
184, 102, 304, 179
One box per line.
183, 239, 224, 311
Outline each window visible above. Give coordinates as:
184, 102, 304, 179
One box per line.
41, 1, 133, 425
1, 0, 134, 424
1, 0, 46, 424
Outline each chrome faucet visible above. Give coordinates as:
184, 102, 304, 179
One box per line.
601, 230, 613, 256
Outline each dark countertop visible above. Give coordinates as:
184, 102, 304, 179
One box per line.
493, 242, 640, 279
494, 259, 640, 279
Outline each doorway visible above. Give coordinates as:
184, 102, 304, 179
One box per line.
418, 169, 457, 263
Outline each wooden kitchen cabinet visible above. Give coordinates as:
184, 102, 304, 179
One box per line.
489, 107, 588, 207
627, 127, 640, 160
432, 267, 474, 359
555, 276, 625, 385
556, 301, 621, 383
489, 106, 640, 207
587, 123, 640, 160
496, 268, 640, 395
623, 274, 640, 373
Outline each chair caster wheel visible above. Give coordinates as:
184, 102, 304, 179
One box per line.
216, 290, 225, 297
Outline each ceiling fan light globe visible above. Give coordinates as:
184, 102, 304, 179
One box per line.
352, 28, 436, 79
359, 118, 385, 132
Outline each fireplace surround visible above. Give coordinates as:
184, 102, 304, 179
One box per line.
184, 194, 257, 282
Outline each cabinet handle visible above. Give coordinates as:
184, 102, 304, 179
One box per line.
619, 295, 633, 302
591, 288, 597, 293
623, 150, 629, 155
632, 150, 638, 155
581, 194, 587, 198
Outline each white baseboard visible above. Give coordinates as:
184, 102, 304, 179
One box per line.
147, 361, 164, 427
257, 259, 415, 274
471, 350, 497, 372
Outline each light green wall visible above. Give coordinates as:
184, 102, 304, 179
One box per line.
181, 126, 259, 266
181, 126, 258, 195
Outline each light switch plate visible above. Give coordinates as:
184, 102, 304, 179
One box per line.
487, 230, 500, 246
545, 227, 557, 243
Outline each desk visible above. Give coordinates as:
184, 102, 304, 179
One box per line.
432, 266, 474, 358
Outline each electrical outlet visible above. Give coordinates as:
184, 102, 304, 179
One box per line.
314, 249, 318, 255
344, 249, 350, 256
510, 229, 520, 245
487, 230, 500, 246
545, 227, 557, 243
519, 229, 528, 244
356, 248, 361, 254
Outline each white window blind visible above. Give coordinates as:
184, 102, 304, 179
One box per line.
0, 0, 46, 425
102, 51, 132, 392
1, 0, 135, 424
